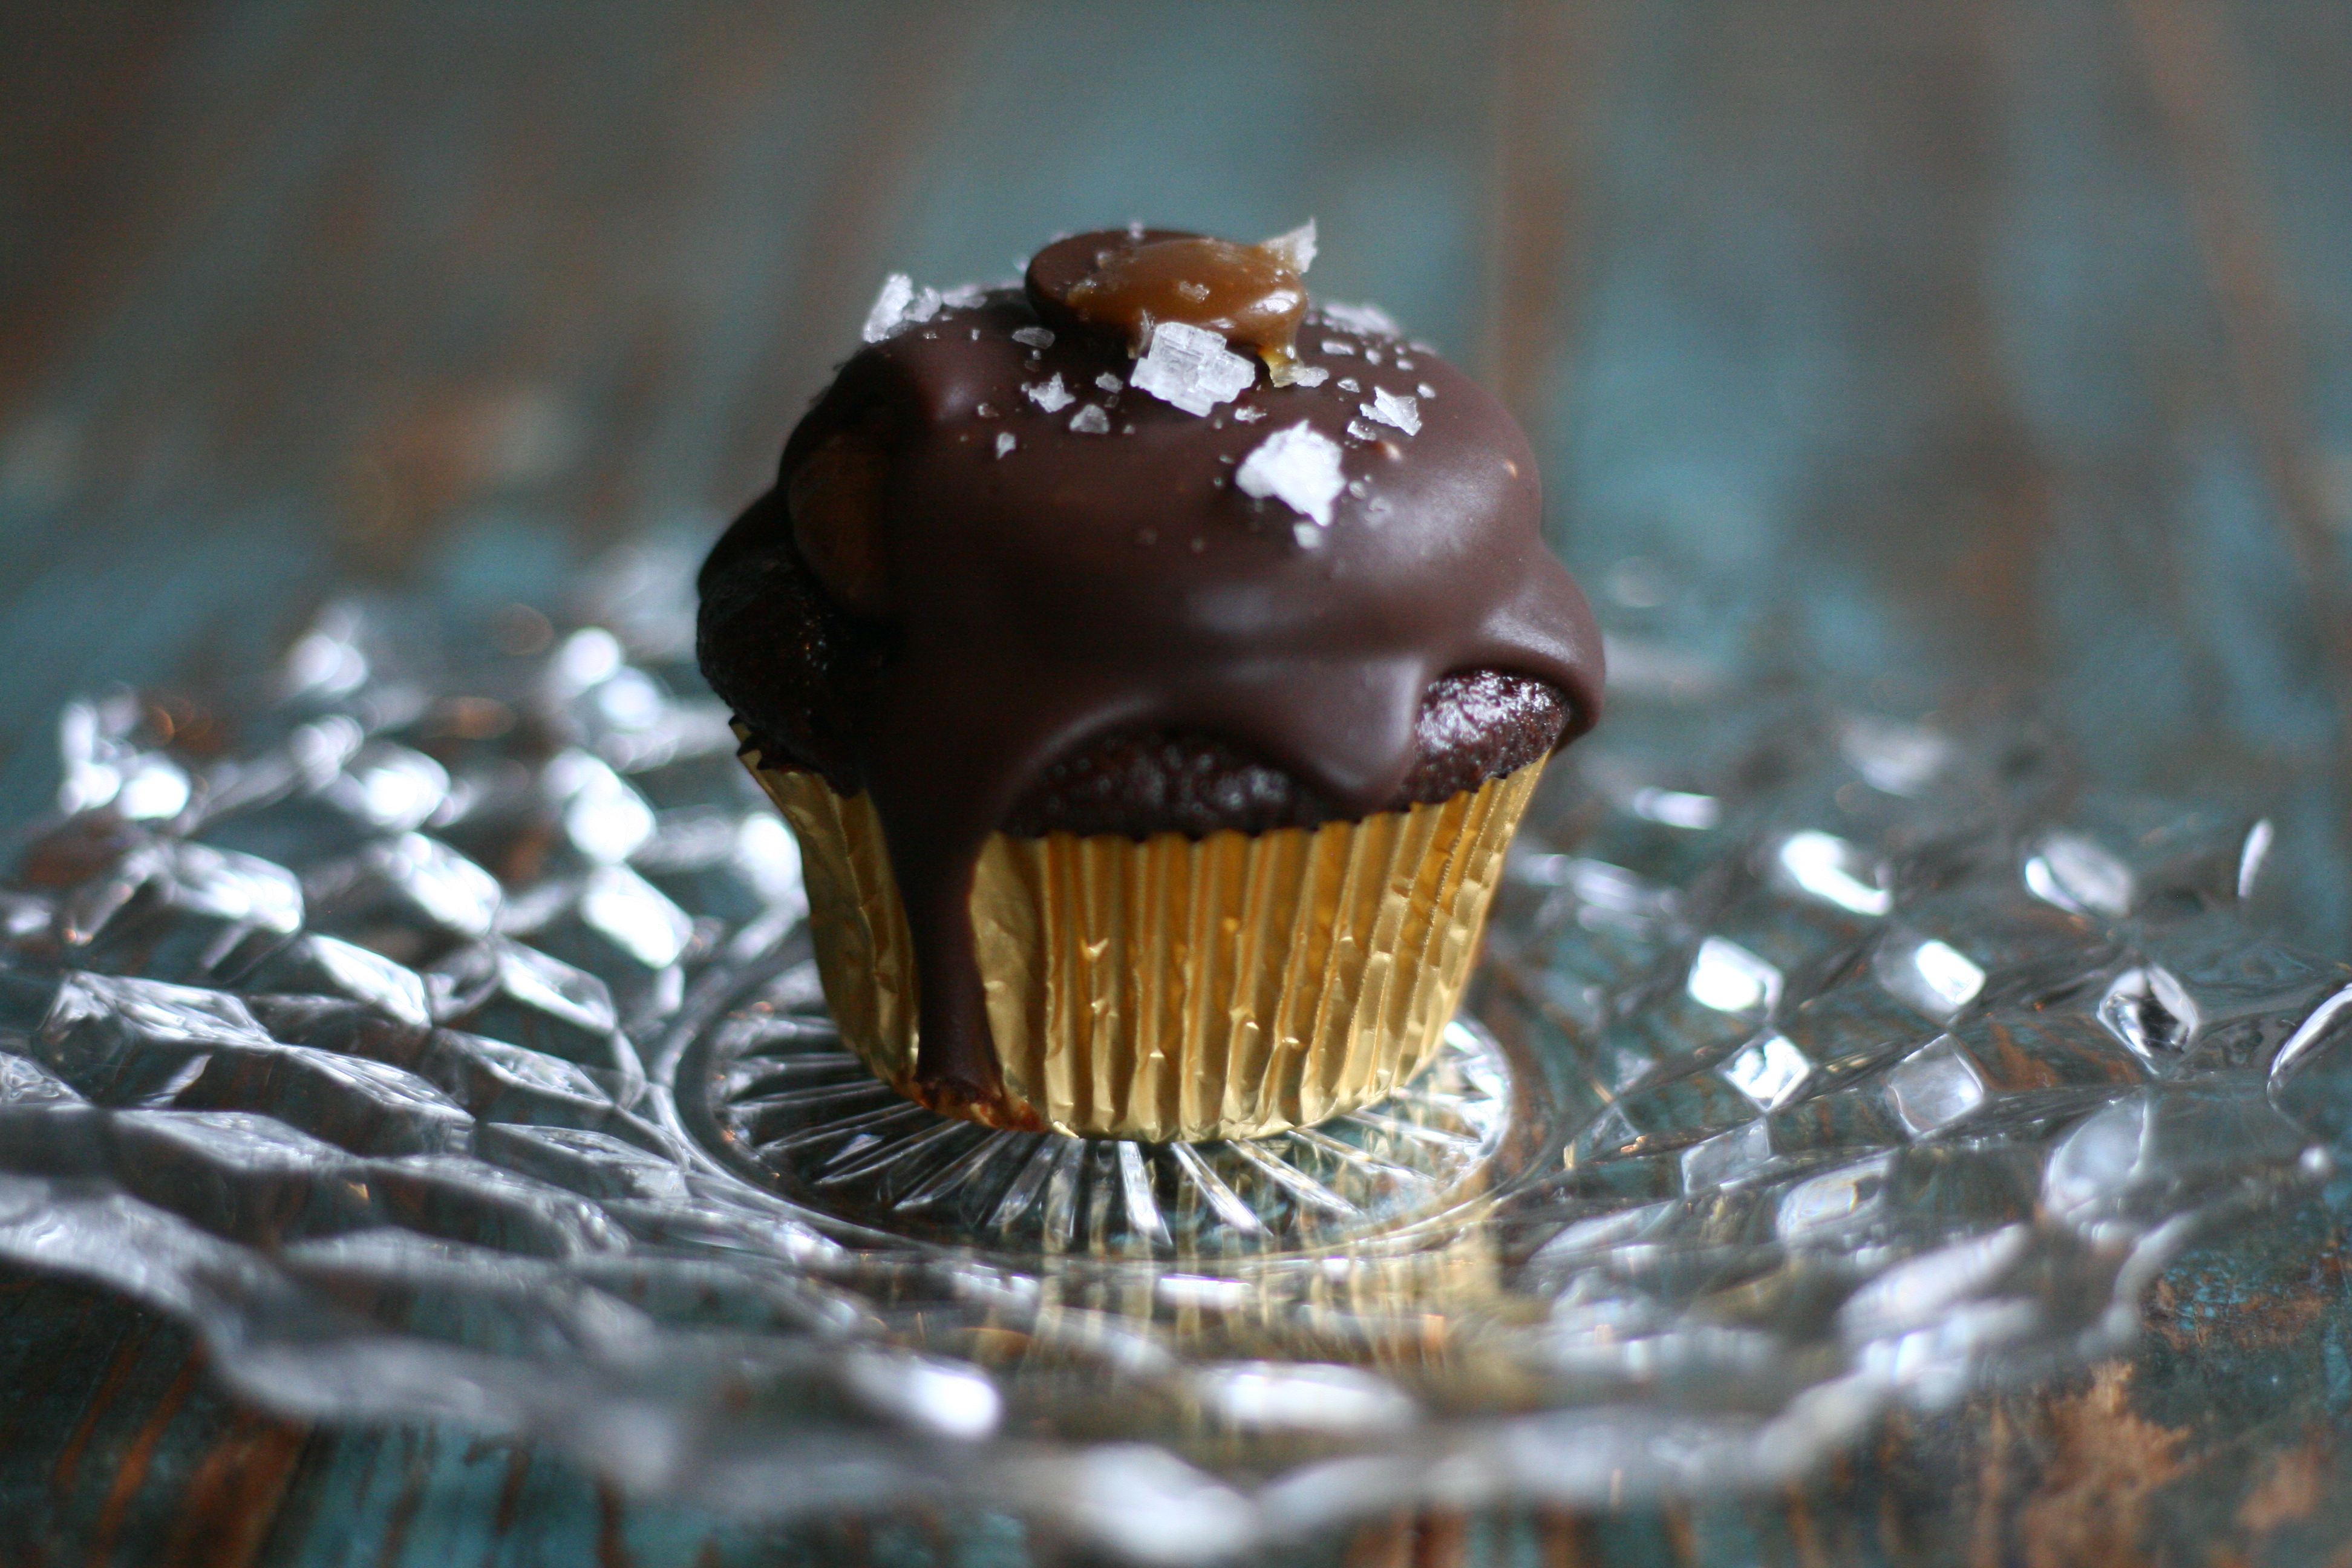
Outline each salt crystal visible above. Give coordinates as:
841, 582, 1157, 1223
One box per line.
1293, 521, 1324, 549
1364, 347, 1383, 365
1338, 377, 1361, 393
1417, 382, 1437, 399
970, 328, 981, 339
995, 431, 1016, 458
942, 282, 990, 308
1260, 218, 1318, 273
1361, 387, 1422, 436
1346, 479, 1370, 498
1396, 357, 1416, 370
1129, 321, 1256, 416
1013, 326, 1055, 350
1321, 339, 1356, 356
861, 274, 912, 339
1025, 373, 1074, 413
1323, 301, 1403, 338
976, 402, 998, 418
1291, 366, 1330, 388
862, 274, 923, 342
1235, 422, 1345, 529
1347, 419, 1380, 441
1070, 405, 1111, 434
1095, 372, 1123, 393
1233, 406, 1267, 422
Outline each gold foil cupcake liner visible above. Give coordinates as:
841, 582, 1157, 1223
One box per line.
746, 748, 1543, 1142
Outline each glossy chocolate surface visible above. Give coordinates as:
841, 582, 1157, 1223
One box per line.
699, 234, 1604, 1109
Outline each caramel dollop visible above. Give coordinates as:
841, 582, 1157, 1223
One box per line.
1027, 230, 1307, 365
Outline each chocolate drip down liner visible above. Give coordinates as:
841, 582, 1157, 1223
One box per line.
748, 749, 1544, 1142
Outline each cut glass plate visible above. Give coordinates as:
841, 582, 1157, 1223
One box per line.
0, 593, 2344, 1566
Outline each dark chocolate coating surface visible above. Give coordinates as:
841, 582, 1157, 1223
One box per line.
699, 236, 1604, 1106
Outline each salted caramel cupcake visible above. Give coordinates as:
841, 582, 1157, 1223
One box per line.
698, 225, 1602, 1141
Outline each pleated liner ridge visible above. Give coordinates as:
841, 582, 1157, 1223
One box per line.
747, 751, 1544, 1143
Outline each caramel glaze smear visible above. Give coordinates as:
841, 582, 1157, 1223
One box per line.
699, 229, 1605, 1124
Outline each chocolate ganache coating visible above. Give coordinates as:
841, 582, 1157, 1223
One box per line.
699, 229, 1605, 1110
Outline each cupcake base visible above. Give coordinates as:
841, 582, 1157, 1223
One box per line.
747, 746, 1544, 1142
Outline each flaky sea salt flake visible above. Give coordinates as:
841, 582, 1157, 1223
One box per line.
1362, 387, 1422, 436
994, 431, 1016, 458
1324, 301, 1403, 338
1260, 218, 1318, 273
1070, 404, 1111, 434
1236, 422, 1345, 529
1233, 406, 1267, 422
1347, 419, 1380, 441
1291, 366, 1330, 388
1417, 382, 1437, 399
1025, 373, 1075, 413
1013, 326, 1054, 350
1338, 377, 1361, 393
862, 274, 915, 342
1321, 339, 1356, 356
1130, 321, 1256, 416
1096, 372, 1124, 393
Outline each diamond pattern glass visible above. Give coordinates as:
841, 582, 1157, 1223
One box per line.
0, 590, 2344, 1564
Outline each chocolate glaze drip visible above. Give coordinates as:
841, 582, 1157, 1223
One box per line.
699, 234, 1605, 1111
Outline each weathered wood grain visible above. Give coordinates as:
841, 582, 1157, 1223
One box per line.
2, 1, 2350, 1563
0, 1267, 312, 1567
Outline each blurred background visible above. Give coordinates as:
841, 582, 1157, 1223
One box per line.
5, 0, 2350, 936
3, 4, 2351, 1558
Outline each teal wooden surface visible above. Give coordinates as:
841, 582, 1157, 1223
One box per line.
3, 1, 2351, 1562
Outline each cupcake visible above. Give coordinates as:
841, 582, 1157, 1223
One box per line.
697, 225, 1602, 1142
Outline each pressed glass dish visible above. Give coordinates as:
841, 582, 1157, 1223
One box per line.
0, 592, 2344, 1564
